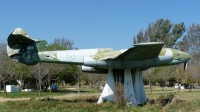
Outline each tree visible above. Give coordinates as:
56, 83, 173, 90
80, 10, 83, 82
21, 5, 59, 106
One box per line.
142, 68, 157, 94
54, 38, 74, 50
152, 66, 176, 92
133, 23, 153, 44
55, 68, 77, 86
68, 65, 85, 95
37, 40, 48, 51
15, 63, 33, 90
44, 38, 74, 90
150, 19, 186, 48
32, 63, 49, 98
85, 73, 107, 90
133, 19, 186, 92
174, 65, 182, 92
179, 24, 200, 64
176, 24, 200, 90
133, 19, 186, 48
36, 38, 76, 91
45, 63, 64, 92
0, 43, 17, 95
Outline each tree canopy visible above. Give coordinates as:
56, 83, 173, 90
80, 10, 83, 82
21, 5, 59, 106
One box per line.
133, 19, 186, 48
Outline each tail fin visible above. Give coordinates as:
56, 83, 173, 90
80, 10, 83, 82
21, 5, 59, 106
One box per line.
7, 28, 39, 65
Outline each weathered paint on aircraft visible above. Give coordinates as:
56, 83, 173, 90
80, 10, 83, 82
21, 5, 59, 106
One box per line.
7, 28, 191, 106
7, 28, 190, 72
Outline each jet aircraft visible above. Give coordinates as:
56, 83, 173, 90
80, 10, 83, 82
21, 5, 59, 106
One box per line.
7, 28, 191, 105
7, 28, 190, 72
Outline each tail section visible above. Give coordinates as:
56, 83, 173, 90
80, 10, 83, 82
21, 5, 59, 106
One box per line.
7, 28, 39, 65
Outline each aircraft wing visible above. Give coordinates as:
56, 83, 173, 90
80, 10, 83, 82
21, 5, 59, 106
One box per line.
114, 42, 164, 61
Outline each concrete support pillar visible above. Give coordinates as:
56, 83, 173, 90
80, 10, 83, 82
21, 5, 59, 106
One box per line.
97, 68, 147, 106
97, 69, 115, 103
124, 69, 137, 105
132, 69, 147, 104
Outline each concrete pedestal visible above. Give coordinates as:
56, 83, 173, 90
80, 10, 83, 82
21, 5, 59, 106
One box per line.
97, 69, 147, 106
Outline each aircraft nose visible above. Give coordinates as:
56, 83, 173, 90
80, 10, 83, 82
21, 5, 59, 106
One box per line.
180, 52, 191, 62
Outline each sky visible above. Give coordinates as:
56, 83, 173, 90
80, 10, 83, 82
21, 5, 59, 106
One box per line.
1, 1, 200, 50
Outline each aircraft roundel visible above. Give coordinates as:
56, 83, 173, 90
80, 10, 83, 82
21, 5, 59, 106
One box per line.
67, 53, 75, 61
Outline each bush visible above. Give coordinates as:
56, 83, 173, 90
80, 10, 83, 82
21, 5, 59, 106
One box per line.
115, 82, 126, 109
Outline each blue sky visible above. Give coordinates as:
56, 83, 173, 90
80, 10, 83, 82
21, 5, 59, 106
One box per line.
1, 1, 200, 50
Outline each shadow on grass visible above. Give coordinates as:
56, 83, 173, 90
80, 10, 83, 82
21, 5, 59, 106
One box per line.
40, 95, 98, 103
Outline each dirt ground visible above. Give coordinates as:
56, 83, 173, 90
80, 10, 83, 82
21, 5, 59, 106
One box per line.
0, 97, 29, 102
0, 93, 101, 102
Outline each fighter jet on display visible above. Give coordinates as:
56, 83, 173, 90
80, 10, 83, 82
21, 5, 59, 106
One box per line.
7, 28, 190, 72
7, 28, 191, 105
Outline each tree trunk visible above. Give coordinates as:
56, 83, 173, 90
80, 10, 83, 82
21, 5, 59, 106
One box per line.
62, 81, 65, 86
3, 82, 7, 95
0, 79, 1, 90
43, 82, 48, 91
36, 79, 39, 90
188, 80, 192, 92
189, 84, 192, 92
149, 76, 152, 94
178, 67, 180, 92
20, 76, 24, 90
39, 84, 41, 99
165, 80, 168, 93
188, 70, 192, 92
162, 86, 164, 91
48, 75, 51, 93
78, 74, 80, 95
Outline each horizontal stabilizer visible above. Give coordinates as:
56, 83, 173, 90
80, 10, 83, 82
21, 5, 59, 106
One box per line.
7, 28, 40, 48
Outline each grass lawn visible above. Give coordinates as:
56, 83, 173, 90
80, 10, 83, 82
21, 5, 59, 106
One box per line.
0, 86, 200, 111
0, 86, 99, 98
145, 86, 200, 101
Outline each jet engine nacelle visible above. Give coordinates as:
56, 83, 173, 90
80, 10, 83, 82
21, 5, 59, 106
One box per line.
83, 57, 107, 68
82, 65, 108, 73
82, 66, 96, 72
